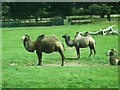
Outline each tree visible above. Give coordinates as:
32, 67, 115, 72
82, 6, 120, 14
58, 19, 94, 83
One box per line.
88, 4, 101, 17
100, 3, 112, 21
71, 7, 79, 15
33, 2, 48, 22
35, 8, 48, 21
8, 2, 48, 22
3, 2, 118, 22
48, 2, 72, 19
2, 3, 9, 19
88, 3, 112, 21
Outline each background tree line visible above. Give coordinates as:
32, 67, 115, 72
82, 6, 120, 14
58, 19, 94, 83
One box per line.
2, 2, 119, 22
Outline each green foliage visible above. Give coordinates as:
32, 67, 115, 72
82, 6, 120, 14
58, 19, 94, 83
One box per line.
88, 4, 101, 15
2, 3, 9, 17
88, 3, 112, 16
2, 2, 119, 21
71, 7, 85, 15
37, 8, 48, 19
100, 3, 112, 15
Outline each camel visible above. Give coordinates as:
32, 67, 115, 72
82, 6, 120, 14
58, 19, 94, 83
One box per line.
62, 32, 96, 59
21, 34, 65, 66
106, 49, 120, 65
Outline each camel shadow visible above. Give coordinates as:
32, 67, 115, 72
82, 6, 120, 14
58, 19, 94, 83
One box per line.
65, 58, 78, 60
46, 57, 78, 61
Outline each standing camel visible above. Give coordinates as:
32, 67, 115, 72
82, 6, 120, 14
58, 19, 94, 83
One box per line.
21, 34, 65, 66
62, 32, 96, 59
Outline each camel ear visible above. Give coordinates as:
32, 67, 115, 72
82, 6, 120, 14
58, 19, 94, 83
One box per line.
111, 49, 114, 51
24, 35, 30, 39
22, 35, 29, 40
62, 34, 66, 38
41, 34, 45, 37
37, 34, 45, 40
76, 32, 79, 34
85, 31, 89, 35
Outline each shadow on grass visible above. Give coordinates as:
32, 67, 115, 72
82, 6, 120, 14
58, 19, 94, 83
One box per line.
65, 57, 78, 60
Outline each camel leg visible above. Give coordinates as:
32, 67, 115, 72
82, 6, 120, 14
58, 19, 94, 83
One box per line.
89, 44, 96, 57
75, 47, 80, 59
93, 47, 96, 56
36, 50, 42, 66
58, 50, 65, 66
89, 48, 92, 57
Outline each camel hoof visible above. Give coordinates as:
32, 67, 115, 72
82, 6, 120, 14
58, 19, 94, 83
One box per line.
77, 57, 80, 59
88, 54, 91, 57
38, 63, 42, 66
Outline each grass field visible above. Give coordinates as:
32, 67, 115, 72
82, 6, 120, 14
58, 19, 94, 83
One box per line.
2, 17, 119, 88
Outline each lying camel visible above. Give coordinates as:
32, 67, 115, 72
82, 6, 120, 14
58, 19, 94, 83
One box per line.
106, 49, 120, 65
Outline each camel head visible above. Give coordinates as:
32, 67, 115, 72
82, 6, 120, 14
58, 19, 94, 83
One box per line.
62, 34, 74, 47
106, 49, 117, 57
62, 34, 70, 40
21, 35, 30, 41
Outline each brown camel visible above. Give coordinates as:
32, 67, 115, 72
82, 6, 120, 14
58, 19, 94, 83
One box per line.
106, 49, 120, 65
62, 32, 96, 59
21, 34, 65, 66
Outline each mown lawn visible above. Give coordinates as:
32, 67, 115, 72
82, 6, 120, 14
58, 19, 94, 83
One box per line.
2, 66, 118, 88
2, 17, 119, 88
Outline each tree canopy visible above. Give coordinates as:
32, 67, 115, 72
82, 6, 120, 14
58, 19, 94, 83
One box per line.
2, 2, 119, 22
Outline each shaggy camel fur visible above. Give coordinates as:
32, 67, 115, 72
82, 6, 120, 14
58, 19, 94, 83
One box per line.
62, 32, 96, 59
22, 34, 65, 66
106, 49, 120, 65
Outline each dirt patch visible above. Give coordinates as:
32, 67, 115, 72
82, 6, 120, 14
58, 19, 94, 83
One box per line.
42, 61, 109, 66
9, 60, 109, 66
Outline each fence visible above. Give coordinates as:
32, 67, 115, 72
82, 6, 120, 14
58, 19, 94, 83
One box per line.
2, 17, 94, 27
2, 19, 64, 27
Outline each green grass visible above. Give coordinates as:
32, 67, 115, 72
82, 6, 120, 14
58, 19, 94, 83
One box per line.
2, 17, 119, 88
2, 66, 118, 88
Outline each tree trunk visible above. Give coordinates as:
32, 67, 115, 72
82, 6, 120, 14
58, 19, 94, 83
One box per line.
61, 15, 66, 19
35, 15, 38, 23
13, 16, 16, 22
40, 17, 42, 21
100, 14, 105, 18
107, 14, 111, 21
90, 14, 92, 17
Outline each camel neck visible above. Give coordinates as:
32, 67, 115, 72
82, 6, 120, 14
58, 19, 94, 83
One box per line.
65, 37, 74, 47
23, 39, 35, 52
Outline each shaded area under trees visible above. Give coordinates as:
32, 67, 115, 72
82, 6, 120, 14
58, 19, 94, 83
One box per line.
2, 2, 119, 22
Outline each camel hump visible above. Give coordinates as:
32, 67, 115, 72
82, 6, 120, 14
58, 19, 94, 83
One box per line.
36, 34, 46, 40
55, 41, 64, 51
85, 32, 89, 35
49, 35, 60, 41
